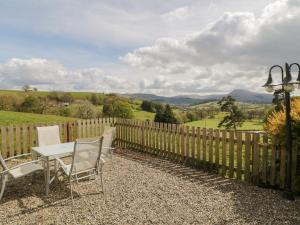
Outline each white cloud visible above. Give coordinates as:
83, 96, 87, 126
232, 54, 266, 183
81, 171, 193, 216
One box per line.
0, 58, 132, 92
122, 0, 300, 95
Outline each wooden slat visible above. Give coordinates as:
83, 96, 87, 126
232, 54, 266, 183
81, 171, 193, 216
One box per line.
229, 130, 234, 178
202, 128, 207, 168
244, 132, 251, 182
222, 130, 227, 176
197, 127, 201, 164
270, 144, 277, 186
236, 131, 242, 180
185, 126, 190, 162
191, 126, 195, 164
252, 133, 260, 185
291, 143, 298, 192
209, 128, 213, 169
28, 124, 34, 151
22, 124, 28, 154
9, 125, 14, 157
180, 126, 185, 161
215, 129, 220, 171
15, 125, 21, 156
1, 127, 7, 159
262, 135, 268, 184
279, 147, 286, 189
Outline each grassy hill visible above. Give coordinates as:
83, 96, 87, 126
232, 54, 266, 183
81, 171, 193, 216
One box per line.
0, 89, 103, 100
0, 111, 76, 126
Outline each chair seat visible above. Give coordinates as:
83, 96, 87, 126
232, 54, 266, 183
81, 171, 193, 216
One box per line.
8, 163, 44, 179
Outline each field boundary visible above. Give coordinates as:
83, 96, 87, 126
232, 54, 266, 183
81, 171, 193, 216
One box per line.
0, 118, 299, 192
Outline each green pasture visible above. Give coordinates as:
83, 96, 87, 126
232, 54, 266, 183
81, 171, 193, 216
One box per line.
133, 110, 155, 121
0, 111, 76, 126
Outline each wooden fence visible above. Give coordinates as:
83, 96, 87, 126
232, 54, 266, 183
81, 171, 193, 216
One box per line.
0, 118, 116, 159
115, 119, 300, 192
0, 117, 299, 192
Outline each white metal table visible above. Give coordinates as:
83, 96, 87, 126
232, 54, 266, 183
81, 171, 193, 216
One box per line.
32, 142, 74, 196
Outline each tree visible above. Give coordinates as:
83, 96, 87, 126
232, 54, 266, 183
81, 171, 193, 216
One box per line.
154, 104, 178, 124
90, 93, 101, 105
103, 100, 133, 118
75, 101, 96, 119
141, 100, 155, 112
61, 92, 74, 103
217, 96, 245, 130
22, 85, 30, 92
19, 96, 44, 113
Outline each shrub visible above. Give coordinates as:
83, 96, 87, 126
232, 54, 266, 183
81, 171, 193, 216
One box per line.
103, 100, 133, 118
75, 101, 96, 119
19, 96, 44, 113
154, 104, 178, 124
60, 93, 74, 103
0, 95, 18, 111
264, 98, 300, 145
58, 106, 71, 117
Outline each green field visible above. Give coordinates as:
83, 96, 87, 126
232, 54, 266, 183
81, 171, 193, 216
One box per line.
185, 119, 263, 130
0, 89, 102, 100
133, 110, 155, 121
0, 111, 76, 126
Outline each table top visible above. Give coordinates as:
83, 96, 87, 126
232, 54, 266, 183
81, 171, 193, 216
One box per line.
32, 142, 75, 157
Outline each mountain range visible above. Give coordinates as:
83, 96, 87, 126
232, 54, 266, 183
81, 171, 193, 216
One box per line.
123, 89, 273, 105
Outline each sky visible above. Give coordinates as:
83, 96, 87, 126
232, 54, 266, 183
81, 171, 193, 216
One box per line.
0, 0, 299, 96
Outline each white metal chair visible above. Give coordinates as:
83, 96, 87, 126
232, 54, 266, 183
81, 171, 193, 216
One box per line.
36, 125, 71, 172
100, 127, 116, 166
56, 138, 104, 203
36, 125, 61, 147
0, 153, 44, 201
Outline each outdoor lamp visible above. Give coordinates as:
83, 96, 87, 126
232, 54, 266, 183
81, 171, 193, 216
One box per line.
263, 74, 274, 92
262, 62, 300, 201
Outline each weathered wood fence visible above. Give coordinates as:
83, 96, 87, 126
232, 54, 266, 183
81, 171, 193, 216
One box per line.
0, 118, 116, 159
0, 117, 299, 192
115, 119, 300, 192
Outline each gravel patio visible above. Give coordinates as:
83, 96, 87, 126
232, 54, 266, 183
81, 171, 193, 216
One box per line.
0, 149, 300, 225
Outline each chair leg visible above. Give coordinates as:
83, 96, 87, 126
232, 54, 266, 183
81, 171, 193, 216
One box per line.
70, 181, 74, 205
0, 175, 7, 201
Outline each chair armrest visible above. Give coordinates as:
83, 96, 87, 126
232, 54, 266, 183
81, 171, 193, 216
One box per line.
4, 153, 32, 162
7, 159, 44, 171
102, 147, 116, 150
55, 157, 69, 174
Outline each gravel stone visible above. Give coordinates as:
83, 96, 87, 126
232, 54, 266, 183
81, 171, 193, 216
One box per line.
0, 149, 300, 225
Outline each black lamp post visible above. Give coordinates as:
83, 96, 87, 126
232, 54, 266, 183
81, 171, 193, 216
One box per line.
263, 62, 300, 201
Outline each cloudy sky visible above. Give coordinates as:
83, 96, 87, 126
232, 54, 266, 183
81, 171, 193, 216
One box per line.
0, 0, 299, 96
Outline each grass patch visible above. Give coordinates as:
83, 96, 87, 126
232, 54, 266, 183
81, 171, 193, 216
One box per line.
133, 110, 155, 121
185, 114, 263, 130
0, 111, 76, 126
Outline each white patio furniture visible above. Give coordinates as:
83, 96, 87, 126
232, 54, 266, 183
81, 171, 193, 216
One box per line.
36, 125, 71, 173
0, 153, 44, 201
100, 127, 116, 166
37, 125, 61, 147
56, 138, 104, 203
32, 142, 75, 196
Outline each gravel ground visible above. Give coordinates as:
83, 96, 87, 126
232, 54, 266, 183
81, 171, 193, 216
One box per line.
0, 149, 300, 225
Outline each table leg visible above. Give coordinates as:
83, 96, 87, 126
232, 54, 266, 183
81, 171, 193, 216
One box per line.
46, 157, 50, 196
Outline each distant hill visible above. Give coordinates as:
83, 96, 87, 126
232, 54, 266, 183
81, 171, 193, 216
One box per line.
123, 89, 273, 105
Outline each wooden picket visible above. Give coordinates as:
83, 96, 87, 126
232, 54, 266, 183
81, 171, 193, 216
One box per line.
114, 119, 300, 192
0, 117, 299, 193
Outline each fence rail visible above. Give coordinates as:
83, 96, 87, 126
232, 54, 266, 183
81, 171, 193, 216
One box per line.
114, 119, 300, 192
0, 118, 116, 159
0, 117, 299, 192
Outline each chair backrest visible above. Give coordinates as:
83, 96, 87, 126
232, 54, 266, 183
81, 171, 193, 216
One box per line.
0, 154, 8, 171
101, 127, 116, 155
37, 125, 61, 147
70, 138, 103, 175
